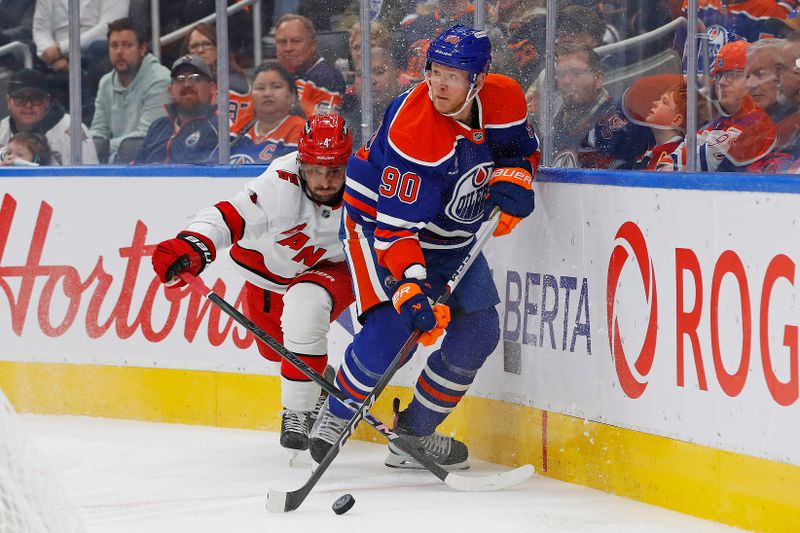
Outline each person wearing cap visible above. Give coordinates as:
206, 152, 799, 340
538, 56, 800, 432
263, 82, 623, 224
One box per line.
134, 55, 218, 164
0, 68, 98, 165
672, 40, 778, 172
90, 17, 171, 163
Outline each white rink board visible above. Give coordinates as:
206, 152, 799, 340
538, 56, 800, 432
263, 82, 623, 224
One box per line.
1, 169, 799, 467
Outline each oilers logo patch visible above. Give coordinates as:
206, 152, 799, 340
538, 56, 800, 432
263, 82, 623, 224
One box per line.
445, 162, 492, 223
230, 153, 255, 164
185, 130, 201, 148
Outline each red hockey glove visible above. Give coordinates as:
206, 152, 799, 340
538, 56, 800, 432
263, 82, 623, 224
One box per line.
152, 232, 215, 287
391, 279, 451, 346
484, 167, 535, 237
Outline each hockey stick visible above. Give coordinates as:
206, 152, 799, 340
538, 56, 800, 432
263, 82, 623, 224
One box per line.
262, 209, 532, 512
179, 254, 533, 509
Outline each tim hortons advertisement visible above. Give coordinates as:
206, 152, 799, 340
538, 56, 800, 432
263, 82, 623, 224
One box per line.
2, 174, 798, 465
0, 176, 357, 374
483, 180, 800, 466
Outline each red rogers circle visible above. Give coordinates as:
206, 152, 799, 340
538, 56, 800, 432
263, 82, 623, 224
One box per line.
607, 221, 659, 399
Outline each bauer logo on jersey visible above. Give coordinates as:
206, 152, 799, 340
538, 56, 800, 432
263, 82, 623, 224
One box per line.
445, 162, 492, 223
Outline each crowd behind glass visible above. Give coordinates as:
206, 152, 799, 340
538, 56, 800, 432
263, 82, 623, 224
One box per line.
1, 0, 799, 174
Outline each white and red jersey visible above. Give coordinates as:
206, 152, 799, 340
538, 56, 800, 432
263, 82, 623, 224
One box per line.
185, 151, 346, 293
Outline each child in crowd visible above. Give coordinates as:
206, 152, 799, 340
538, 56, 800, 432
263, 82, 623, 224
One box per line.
0, 132, 54, 166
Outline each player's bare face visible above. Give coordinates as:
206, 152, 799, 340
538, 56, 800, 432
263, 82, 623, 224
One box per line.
428, 63, 471, 115
252, 70, 295, 122
276, 20, 316, 74
108, 30, 144, 76
301, 164, 346, 204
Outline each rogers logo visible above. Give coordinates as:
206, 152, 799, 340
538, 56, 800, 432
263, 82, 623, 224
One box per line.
607, 221, 658, 399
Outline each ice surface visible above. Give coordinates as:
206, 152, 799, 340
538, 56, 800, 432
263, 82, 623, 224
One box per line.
22, 415, 740, 533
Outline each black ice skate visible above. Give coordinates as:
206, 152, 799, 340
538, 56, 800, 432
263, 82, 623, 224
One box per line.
280, 409, 310, 453
308, 399, 349, 466
385, 399, 469, 470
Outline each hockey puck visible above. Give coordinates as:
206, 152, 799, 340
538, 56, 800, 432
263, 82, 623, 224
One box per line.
332, 493, 355, 515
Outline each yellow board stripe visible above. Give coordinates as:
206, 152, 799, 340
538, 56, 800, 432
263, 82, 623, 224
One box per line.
1, 361, 798, 532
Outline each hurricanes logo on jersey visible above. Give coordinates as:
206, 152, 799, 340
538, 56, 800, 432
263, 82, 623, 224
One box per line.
445, 162, 493, 223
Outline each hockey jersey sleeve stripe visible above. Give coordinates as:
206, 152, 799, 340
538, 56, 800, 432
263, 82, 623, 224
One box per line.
346, 178, 379, 201
375, 237, 426, 280
376, 211, 427, 230
343, 191, 377, 218
343, 213, 384, 314
374, 227, 416, 240
214, 201, 246, 243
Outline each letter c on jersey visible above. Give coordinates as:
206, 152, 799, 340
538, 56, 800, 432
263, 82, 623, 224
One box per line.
606, 221, 658, 399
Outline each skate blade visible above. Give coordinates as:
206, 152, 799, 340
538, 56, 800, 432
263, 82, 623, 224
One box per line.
384, 452, 469, 471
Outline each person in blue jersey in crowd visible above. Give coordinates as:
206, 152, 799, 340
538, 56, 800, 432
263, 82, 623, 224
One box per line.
218, 63, 305, 165
134, 55, 218, 164
309, 24, 540, 469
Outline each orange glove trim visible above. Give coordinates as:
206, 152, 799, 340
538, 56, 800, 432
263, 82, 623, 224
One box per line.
391, 282, 424, 313
489, 167, 533, 190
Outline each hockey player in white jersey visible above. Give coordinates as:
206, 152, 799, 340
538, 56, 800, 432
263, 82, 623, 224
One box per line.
151, 114, 355, 456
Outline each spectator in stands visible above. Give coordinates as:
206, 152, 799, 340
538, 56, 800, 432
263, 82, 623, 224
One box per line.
674, 40, 778, 171
32, 0, 129, 121
90, 18, 170, 163
342, 47, 405, 147
223, 62, 305, 165
556, 4, 605, 49
274, 14, 346, 117
675, 0, 790, 75
347, 20, 392, 77
746, 38, 791, 122
0, 0, 35, 69
398, 0, 476, 81
552, 43, 652, 168
773, 31, 800, 159
0, 131, 53, 165
134, 55, 218, 164
486, 0, 545, 89
183, 22, 251, 125
0, 68, 98, 164
621, 75, 712, 170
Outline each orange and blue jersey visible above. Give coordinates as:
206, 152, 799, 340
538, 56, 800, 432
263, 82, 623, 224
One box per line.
342, 73, 539, 312
677, 0, 790, 74
218, 115, 305, 165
